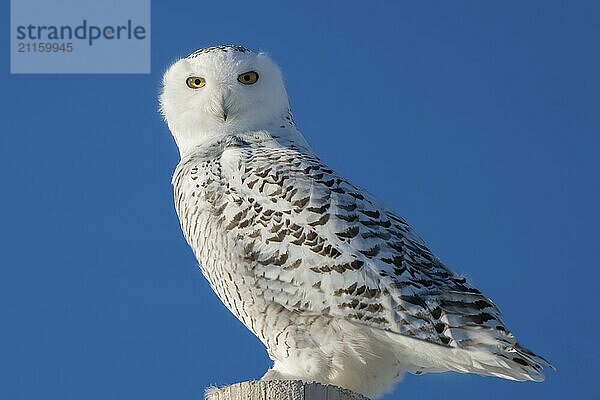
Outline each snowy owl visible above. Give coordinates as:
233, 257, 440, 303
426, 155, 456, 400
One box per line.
160, 45, 552, 398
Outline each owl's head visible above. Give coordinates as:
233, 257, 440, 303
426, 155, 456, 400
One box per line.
160, 45, 290, 154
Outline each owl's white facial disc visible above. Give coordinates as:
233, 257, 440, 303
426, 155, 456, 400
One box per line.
160, 45, 290, 155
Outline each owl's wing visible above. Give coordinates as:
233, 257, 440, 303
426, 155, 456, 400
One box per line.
192, 135, 549, 378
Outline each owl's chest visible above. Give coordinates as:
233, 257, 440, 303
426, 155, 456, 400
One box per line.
175, 158, 231, 257
174, 157, 259, 292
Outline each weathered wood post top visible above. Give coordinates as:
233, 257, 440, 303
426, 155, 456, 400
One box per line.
206, 380, 370, 400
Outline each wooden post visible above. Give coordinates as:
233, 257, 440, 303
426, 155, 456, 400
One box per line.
205, 380, 370, 400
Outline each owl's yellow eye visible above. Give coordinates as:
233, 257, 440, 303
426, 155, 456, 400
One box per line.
186, 76, 206, 89
237, 71, 259, 85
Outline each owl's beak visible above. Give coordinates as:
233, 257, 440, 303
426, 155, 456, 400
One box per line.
219, 87, 231, 123
209, 87, 232, 123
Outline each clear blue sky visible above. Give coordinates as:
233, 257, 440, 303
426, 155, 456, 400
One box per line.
1, 1, 598, 399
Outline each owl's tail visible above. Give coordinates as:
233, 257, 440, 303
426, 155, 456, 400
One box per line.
384, 329, 554, 382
